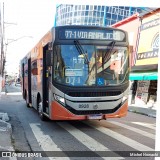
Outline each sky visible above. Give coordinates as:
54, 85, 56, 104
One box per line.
2, 0, 57, 74
1, 0, 159, 75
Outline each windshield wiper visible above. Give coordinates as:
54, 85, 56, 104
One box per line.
74, 40, 89, 64
102, 41, 116, 68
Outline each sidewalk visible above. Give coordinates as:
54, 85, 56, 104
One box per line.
0, 87, 17, 159
128, 103, 156, 118
128, 94, 157, 118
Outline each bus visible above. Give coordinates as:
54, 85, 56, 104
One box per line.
20, 25, 129, 121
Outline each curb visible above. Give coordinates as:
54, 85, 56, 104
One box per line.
0, 113, 16, 160
0, 120, 12, 133
128, 109, 156, 118
0, 112, 10, 121
0, 112, 12, 133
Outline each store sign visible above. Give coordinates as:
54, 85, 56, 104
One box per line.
141, 18, 159, 30
59, 28, 125, 41
137, 49, 158, 60
136, 80, 150, 104
135, 14, 160, 66
136, 15, 159, 66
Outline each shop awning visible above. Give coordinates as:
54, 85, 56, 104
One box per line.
129, 72, 158, 80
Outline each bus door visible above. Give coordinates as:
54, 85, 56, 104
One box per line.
28, 58, 32, 106
42, 45, 50, 114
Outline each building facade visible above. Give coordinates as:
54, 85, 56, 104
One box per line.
131, 9, 159, 106
112, 8, 160, 106
55, 5, 142, 26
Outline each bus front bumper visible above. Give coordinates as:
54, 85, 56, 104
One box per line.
50, 100, 128, 120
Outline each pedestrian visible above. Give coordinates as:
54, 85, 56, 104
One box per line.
131, 80, 137, 104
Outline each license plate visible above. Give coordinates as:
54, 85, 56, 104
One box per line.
88, 114, 102, 120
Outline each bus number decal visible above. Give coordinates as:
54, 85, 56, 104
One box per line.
79, 104, 89, 108
66, 77, 81, 85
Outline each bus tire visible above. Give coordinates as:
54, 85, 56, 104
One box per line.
26, 101, 30, 108
37, 101, 47, 121
25, 92, 30, 108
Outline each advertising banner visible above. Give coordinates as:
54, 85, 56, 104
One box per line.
136, 80, 150, 104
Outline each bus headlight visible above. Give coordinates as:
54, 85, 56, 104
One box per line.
54, 94, 65, 105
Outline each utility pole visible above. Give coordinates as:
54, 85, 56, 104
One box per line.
0, 2, 4, 94
0, 2, 18, 94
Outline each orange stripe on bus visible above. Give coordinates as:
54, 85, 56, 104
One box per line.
50, 101, 86, 120
105, 100, 128, 118
50, 100, 128, 120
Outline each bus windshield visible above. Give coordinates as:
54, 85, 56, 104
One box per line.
53, 44, 129, 86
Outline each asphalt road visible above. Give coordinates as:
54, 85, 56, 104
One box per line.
0, 84, 156, 160
5, 83, 22, 93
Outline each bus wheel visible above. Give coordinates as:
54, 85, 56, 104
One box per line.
38, 102, 47, 121
25, 94, 30, 108
26, 101, 30, 108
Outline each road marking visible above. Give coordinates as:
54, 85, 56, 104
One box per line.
7, 92, 22, 95
85, 121, 154, 151
132, 122, 156, 130
30, 123, 69, 160
57, 122, 124, 160
109, 121, 155, 139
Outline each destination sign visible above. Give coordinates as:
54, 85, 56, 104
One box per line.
59, 28, 125, 41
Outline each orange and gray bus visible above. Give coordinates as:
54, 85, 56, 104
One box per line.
20, 25, 129, 121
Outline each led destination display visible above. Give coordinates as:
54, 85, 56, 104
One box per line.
59, 28, 125, 41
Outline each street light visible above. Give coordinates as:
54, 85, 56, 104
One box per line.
0, 2, 18, 92
4, 35, 33, 65
3, 35, 33, 77
4, 22, 17, 29
5, 36, 33, 45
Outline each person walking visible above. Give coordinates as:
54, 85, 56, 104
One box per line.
131, 80, 138, 104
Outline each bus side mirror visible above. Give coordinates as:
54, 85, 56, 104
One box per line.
46, 50, 53, 66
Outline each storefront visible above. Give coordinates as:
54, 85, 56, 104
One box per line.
112, 9, 160, 106
130, 9, 159, 105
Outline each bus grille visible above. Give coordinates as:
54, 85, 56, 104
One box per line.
67, 91, 121, 97
65, 103, 121, 115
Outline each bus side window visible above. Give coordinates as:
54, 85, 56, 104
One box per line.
32, 68, 38, 75
31, 60, 38, 75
